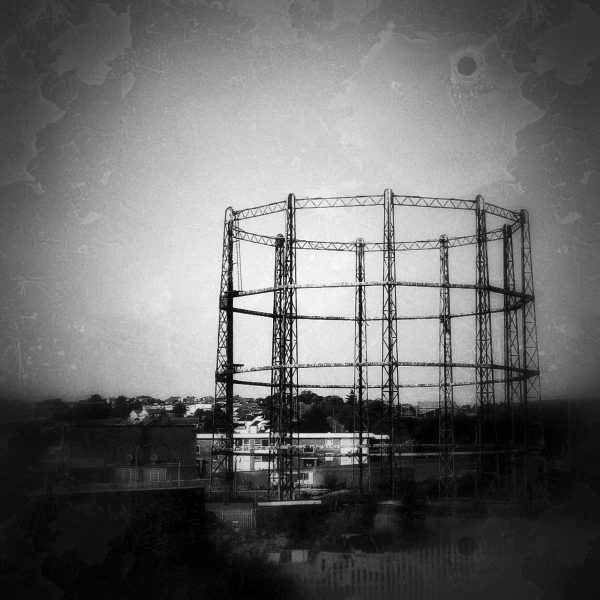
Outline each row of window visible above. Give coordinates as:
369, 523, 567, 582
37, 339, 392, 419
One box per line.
231, 439, 348, 448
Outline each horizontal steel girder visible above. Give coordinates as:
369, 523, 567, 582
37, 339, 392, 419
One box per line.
235, 280, 533, 300
228, 375, 531, 389
232, 194, 521, 221
233, 360, 534, 374
233, 222, 522, 252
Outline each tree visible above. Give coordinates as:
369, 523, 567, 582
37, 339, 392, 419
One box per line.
202, 405, 228, 432
322, 395, 344, 408
72, 398, 110, 421
298, 404, 329, 432
111, 396, 131, 418
85, 393, 105, 403
334, 402, 354, 432
37, 398, 66, 410
298, 390, 320, 404
366, 400, 388, 434
172, 402, 187, 418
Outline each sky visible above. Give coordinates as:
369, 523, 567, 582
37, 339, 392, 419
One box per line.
0, 0, 599, 402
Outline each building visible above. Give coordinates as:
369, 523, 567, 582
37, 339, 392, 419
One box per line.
184, 402, 213, 417
63, 416, 201, 492
197, 431, 386, 488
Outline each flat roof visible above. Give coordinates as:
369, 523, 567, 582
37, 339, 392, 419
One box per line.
257, 500, 322, 507
197, 432, 387, 440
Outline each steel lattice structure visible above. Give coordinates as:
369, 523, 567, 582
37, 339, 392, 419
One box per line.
210, 190, 542, 501
439, 235, 455, 500
382, 189, 400, 496
354, 239, 368, 494
475, 196, 498, 488
267, 234, 285, 498
211, 210, 235, 500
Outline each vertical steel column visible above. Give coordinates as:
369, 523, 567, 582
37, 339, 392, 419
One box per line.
354, 238, 368, 495
382, 189, 399, 497
268, 234, 285, 500
503, 224, 523, 448
475, 195, 496, 486
439, 235, 455, 500
520, 209, 542, 449
279, 193, 299, 500
211, 207, 236, 501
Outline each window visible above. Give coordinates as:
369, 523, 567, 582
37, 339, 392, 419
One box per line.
261, 439, 269, 447
117, 468, 138, 483
147, 468, 167, 482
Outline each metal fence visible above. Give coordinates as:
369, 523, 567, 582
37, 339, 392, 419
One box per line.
206, 503, 256, 532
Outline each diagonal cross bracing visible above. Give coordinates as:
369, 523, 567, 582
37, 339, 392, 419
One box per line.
233, 224, 519, 252
520, 210, 543, 449
268, 234, 286, 499
439, 235, 455, 499
475, 196, 497, 486
503, 224, 524, 447
211, 209, 236, 501
354, 238, 368, 494
276, 194, 299, 500
382, 190, 400, 496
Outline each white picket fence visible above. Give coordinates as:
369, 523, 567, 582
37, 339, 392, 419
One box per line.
280, 537, 523, 600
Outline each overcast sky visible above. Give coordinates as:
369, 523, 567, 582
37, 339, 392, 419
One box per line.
0, 0, 599, 402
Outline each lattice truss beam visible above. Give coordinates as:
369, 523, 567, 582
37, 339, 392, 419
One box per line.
233, 194, 520, 221
475, 200, 495, 407
439, 235, 455, 499
354, 239, 368, 493
503, 224, 524, 447
267, 195, 299, 500
521, 210, 542, 448
475, 196, 497, 482
281, 195, 299, 499
382, 190, 400, 496
233, 223, 518, 252
211, 210, 236, 500
268, 234, 285, 499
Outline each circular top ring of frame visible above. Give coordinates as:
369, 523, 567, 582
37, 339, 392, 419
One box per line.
227, 192, 526, 252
